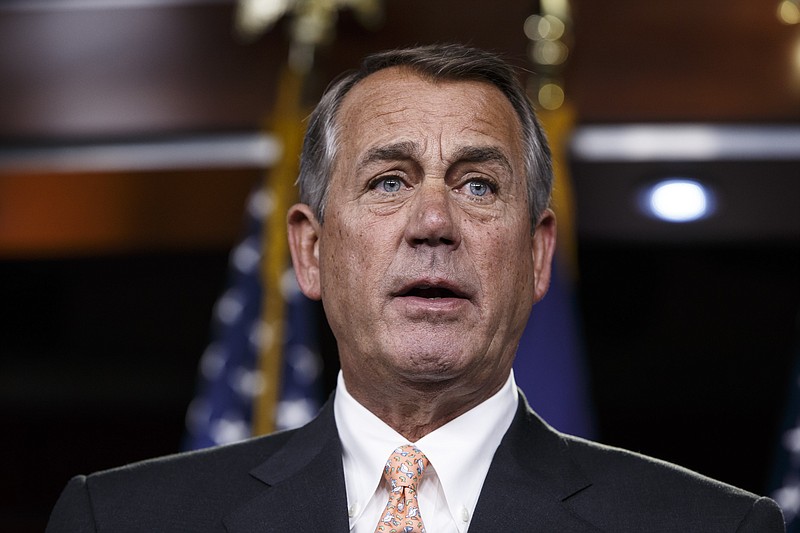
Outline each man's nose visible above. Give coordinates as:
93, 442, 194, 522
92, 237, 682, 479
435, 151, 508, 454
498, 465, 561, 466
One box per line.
403, 180, 461, 248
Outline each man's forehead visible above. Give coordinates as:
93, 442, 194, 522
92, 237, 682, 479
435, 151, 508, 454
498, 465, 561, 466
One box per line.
335, 67, 524, 160
340, 66, 503, 111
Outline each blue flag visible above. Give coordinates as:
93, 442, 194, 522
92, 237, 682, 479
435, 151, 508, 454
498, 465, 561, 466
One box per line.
513, 256, 595, 438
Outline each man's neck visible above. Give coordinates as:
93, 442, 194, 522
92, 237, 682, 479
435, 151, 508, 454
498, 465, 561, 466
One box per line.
342, 370, 509, 441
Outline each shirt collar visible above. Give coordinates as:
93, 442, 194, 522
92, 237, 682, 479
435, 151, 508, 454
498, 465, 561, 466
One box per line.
334, 372, 408, 521
334, 370, 519, 526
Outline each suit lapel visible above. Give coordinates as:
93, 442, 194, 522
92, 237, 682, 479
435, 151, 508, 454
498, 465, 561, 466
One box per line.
469, 392, 602, 532
221, 390, 603, 532
223, 399, 350, 533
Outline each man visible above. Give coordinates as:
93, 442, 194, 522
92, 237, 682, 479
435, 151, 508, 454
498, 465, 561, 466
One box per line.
48, 44, 784, 532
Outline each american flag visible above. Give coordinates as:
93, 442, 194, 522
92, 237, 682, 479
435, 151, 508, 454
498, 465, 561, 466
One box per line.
183, 187, 323, 450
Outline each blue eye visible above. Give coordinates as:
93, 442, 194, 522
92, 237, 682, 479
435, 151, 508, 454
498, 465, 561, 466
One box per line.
375, 177, 402, 192
467, 180, 490, 197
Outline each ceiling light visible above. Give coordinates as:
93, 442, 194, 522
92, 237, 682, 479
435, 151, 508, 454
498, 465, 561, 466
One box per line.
643, 179, 714, 223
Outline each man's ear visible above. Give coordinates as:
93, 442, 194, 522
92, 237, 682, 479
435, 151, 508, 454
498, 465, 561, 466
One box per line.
532, 208, 557, 304
287, 203, 322, 301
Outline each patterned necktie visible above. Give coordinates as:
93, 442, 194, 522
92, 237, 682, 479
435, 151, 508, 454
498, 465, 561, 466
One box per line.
374, 445, 429, 533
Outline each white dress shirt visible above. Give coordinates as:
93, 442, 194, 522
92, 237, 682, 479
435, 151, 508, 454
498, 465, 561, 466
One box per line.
333, 370, 519, 533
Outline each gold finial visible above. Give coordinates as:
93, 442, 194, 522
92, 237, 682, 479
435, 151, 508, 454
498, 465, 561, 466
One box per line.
236, 0, 383, 72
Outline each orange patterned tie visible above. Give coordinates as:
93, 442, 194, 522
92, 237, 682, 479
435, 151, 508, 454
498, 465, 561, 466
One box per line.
374, 445, 429, 533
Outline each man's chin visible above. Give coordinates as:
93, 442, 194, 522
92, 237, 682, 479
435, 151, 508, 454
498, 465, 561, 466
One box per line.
387, 346, 479, 381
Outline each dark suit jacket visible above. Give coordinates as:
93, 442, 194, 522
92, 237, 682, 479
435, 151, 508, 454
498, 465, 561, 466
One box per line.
47, 393, 785, 532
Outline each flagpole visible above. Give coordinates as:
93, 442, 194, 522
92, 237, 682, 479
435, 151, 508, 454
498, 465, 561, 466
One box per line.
253, 65, 306, 436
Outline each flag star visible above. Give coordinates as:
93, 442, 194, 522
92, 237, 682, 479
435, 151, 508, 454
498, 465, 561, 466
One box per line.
232, 237, 262, 274
276, 398, 318, 430
209, 416, 250, 446
215, 289, 246, 325
784, 427, 800, 454
775, 483, 800, 519
229, 367, 266, 399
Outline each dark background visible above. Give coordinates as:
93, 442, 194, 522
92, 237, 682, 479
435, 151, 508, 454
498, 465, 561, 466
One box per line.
1, 0, 799, 530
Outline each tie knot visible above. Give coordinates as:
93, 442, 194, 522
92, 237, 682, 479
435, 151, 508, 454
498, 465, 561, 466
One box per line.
383, 445, 428, 489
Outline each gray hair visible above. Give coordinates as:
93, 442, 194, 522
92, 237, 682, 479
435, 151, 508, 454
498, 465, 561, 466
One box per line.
297, 43, 554, 227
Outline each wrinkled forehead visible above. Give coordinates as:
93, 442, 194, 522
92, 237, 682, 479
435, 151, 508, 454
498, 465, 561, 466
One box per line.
333, 67, 526, 169
337, 66, 519, 126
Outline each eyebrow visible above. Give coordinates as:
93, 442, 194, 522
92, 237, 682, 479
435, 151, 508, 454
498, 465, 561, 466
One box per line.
355, 142, 514, 174
451, 146, 514, 175
356, 141, 421, 172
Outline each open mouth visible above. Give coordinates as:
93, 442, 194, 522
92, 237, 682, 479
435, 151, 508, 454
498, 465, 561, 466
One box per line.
396, 283, 467, 300
406, 286, 459, 299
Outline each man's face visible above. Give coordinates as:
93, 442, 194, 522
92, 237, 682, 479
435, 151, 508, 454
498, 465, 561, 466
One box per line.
290, 67, 555, 400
